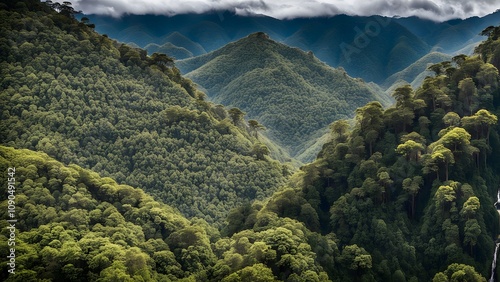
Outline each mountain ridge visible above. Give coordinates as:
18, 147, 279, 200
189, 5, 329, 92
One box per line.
2, 1, 500, 281
84, 10, 500, 83
177, 32, 392, 162
382, 51, 452, 89
0, 3, 287, 227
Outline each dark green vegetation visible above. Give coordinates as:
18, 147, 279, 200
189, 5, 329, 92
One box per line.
0, 0, 287, 227
86, 11, 500, 84
86, 11, 500, 165
2, 1, 500, 281
177, 33, 391, 162
238, 26, 500, 281
0, 146, 329, 281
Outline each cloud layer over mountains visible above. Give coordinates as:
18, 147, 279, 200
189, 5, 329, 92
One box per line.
72, 0, 499, 21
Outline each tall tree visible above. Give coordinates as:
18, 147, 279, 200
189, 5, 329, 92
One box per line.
461, 109, 498, 141
248, 119, 266, 139
422, 144, 455, 181
396, 140, 425, 162
329, 120, 350, 144
402, 176, 423, 218
355, 102, 384, 156
228, 108, 245, 126
458, 78, 479, 115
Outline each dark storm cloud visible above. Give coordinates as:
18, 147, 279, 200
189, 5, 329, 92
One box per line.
70, 0, 500, 21
409, 0, 443, 15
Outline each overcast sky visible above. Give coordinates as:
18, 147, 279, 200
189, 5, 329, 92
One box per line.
71, 0, 499, 21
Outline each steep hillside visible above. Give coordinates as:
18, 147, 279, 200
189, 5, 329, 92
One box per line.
87, 13, 431, 83
0, 0, 287, 227
177, 32, 392, 161
3, 1, 500, 281
230, 27, 500, 281
383, 52, 452, 89
0, 146, 194, 281
0, 146, 329, 281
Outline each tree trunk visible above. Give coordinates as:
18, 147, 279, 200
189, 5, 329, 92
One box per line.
445, 163, 449, 181
411, 194, 415, 219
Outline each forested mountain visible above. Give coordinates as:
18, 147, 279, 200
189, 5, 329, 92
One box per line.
143, 32, 207, 60
3, 1, 500, 281
144, 42, 193, 60
382, 52, 452, 89
0, 0, 287, 227
85, 11, 500, 83
226, 25, 500, 281
177, 32, 391, 162
0, 146, 330, 281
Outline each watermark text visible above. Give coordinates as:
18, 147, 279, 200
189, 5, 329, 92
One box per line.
340, 17, 392, 63
6, 167, 16, 275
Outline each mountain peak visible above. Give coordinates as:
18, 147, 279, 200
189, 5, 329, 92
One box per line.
247, 31, 271, 40
177, 32, 391, 161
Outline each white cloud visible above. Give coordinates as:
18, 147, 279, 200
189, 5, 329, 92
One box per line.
71, 0, 500, 21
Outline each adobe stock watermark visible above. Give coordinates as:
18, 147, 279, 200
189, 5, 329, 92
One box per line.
340, 17, 392, 63
6, 167, 17, 275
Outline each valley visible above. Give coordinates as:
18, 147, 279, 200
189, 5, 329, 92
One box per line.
1, 1, 500, 281
176, 32, 391, 163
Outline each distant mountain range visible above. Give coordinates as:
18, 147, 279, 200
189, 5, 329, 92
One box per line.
382, 52, 452, 89
85, 11, 500, 84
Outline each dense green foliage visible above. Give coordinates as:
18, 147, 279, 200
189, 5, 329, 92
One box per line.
0, 146, 329, 281
178, 32, 391, 162
225, 28, 500, 281
0, 146, 192, 281
0, 0, 287, 227
3, 1, 500, 281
